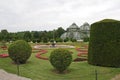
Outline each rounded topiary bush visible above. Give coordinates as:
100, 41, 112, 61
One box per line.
49, 48, 72, 73
8, 40, 32, 64
88, 19, 120, 67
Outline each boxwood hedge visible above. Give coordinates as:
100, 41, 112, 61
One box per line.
88, 19, 120, 67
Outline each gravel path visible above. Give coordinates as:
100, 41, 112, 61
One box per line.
111, 74, 120, 80
34, 44, 75, 49
0, 69, 31, 80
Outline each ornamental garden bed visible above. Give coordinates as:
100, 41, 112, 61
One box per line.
1, 46, 7, 50
73, 58, 87, 62
76, 48, 88, 57
35, 49, 48, 60
0, 54, 9, 58
0, 42, 119, 80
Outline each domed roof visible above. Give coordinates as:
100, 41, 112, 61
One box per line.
80, 22, 90, 31
68, 23, 79, 29
83, 22, 90, 26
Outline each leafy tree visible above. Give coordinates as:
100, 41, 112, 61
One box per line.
33, 31, 39, 39
16, 32, 24, 40
0, 32, 2, 41
1, 29, 9, 41
56, 38, 63, 42
32, 31, 40, 42
43, 37, 48, 43
56, 27, 65, 38
23, 31, 32, 42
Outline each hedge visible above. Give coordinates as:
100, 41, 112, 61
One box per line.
88, 19, 120, 67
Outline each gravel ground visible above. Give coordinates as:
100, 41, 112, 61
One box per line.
0, 69, 31, 80
34, 44, 75, 49
111, 74, 120, 80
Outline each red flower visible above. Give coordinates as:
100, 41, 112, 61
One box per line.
76, 48, 88, 57
35, 49, 48, 60
0, 54, 9, 58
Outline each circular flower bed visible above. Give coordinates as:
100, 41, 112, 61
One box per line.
0, 54, 9, 58
35, 49, 48, 60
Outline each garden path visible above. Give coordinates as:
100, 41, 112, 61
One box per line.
0, 69, 31, 80
111, 74, 120, 80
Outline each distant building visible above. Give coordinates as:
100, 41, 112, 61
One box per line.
60, 22, 90, 41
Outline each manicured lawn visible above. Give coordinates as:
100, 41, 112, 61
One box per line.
0, 42, 120, 80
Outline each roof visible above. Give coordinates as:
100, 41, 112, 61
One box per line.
68, 23, 79, 29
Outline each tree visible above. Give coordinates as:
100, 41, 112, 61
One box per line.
55, 27, 65, 38
33, 31, 39, 39
1, 29, 9, 41
23, 31, 32, 42
32, 31, 40, 42
40, 31, 48, 42
43, 37, 48, 43
0, 32, 2, 41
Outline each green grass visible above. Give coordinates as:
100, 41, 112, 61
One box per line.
0, 42, 120, 80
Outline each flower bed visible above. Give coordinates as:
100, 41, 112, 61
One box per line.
1, 46, 7, 50
76, 48, 88, 52
76, 48, 88, 57
0, 54, 9, 58
35, 49, 48, 60
73, 58, 87, 62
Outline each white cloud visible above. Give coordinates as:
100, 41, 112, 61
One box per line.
0, 0, 120, 32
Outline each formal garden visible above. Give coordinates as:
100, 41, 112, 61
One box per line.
0, 19, 120, 80
0, 41, 120, 80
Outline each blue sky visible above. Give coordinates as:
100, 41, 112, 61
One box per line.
0, 0, 120, 32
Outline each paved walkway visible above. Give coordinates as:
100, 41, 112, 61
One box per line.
0, 69, 31, 80
34, 44, 75, 49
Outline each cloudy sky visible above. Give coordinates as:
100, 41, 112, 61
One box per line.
0, 0, 120, 32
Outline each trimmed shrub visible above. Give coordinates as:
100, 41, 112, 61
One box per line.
36, 39, 41, 43
71, 39, 77, 42
49, 48, 72, 73
8, 40, 32, 64
32, 39, 36, 43
56, 38, 63, 42
64, 37, 69, 42
88, 19, 120, 67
